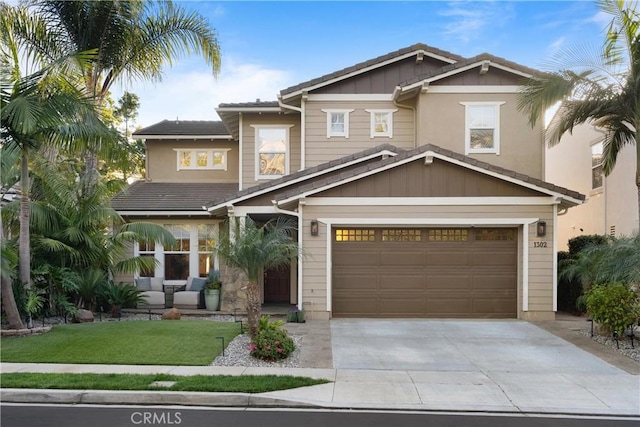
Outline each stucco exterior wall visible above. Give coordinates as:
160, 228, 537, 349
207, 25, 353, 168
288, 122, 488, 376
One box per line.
146, 139, 239, 183
417, 92, 544, 179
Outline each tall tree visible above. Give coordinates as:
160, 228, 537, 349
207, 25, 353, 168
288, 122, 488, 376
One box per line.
28, 0, 221, 175
1, 2, 112, 328
517, 0, 640, 217
213, 218, 301, 339
114, 91, 140, 141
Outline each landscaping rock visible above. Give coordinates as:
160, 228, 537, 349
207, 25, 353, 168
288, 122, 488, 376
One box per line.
162, 308, 181, 320
72, 309, 94, 323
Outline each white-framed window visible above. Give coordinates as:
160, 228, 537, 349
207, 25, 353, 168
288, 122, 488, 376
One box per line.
321, 109, 354, 138
591, 141, 603, 190
253, 125, 292, 180
174, 149, 230, 171
460, 102, 505, 155
365, 109, 397, 138
135, 222, 220, 279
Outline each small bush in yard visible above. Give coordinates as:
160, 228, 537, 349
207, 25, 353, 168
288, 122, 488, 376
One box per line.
249, 315, 295, 361
585, 283, 640, 336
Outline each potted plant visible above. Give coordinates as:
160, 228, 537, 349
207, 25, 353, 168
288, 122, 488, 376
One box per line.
204, 270, 222, 311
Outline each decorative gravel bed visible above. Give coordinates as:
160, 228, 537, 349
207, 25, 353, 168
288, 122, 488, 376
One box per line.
578, 329, 640, 362
212, 333, 302, 368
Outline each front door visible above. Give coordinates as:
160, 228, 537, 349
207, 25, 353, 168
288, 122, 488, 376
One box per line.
264, 267, 291, 303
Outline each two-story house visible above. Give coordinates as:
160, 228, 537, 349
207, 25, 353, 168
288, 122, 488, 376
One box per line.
545, 122, 638, 249
112, 43, 584, 321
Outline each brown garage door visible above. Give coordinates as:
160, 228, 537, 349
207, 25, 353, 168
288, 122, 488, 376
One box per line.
332, 227, 517, 318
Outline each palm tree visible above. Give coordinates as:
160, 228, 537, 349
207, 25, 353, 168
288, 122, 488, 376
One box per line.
1, 3, 113, 328
213, 217, 301, 339
27, 0, 221, 174
517, 0, 640, 216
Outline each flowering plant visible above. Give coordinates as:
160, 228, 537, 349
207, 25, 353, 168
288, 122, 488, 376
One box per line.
249, 316, 295, 361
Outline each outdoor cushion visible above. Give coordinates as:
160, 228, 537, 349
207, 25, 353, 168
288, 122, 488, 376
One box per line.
150, 277, 164, 292
189, 277, 207, 291
135, 277, 151, 291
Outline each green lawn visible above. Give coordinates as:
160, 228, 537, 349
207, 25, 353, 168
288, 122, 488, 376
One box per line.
0, 321, 240, 365
0, 373, 329, 393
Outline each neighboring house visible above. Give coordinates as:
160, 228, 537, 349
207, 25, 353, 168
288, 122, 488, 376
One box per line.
545, 122, 639, 250
112, 43, 585, 321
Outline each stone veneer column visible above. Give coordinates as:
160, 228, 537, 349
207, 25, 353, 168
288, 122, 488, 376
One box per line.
219, 264, 248, 313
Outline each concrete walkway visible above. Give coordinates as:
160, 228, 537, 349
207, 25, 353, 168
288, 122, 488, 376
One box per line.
1, 315, 639, 416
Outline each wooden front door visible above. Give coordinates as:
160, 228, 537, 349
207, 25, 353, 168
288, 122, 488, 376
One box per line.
264, 267, 291, 303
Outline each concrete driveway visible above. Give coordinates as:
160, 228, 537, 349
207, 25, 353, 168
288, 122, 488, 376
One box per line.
331, 319, 627, 374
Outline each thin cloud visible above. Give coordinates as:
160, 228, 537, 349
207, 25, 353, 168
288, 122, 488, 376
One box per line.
438, 1, 514, 43
113, 59, 293, 127
547, 37, 566, 55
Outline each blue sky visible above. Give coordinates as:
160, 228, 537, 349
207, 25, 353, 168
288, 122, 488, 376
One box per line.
111, 1, 608, 128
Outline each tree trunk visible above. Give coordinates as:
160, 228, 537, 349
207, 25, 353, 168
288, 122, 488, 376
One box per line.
0, 216, 25, 330
245, 281, 261, 339
19, 148, 30, 291
636, 127, 640, 231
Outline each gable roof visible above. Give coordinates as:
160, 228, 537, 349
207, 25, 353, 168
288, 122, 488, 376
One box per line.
274, 144, 584, 206
205, 144, 403, 211
112, 182, 238, 214
132, 120, 232, 139
279, 43, 465, 99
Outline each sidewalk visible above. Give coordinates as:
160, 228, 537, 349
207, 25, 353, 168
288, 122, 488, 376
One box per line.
1, 315, 639, 416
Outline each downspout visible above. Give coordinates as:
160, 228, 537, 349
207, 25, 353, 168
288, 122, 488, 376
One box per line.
392, 85, 417, 148
278, 94, 305, 170
272, 200, 303, 311
238, 113, 243, 191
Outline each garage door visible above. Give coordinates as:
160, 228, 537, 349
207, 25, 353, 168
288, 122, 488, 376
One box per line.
332, 227, 517, 318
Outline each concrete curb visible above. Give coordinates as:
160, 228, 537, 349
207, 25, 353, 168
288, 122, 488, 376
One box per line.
0, 389, 322, 408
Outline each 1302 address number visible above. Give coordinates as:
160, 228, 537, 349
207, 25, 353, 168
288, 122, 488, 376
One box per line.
533, 242, 548, 248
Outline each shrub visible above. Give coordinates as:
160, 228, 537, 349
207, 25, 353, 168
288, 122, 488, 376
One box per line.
557, 251, 584, 314
249, 315, 295, 361
585, 283, 640, 336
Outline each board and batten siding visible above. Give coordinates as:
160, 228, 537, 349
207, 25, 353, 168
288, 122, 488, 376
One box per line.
304, 101, 415, 167
300, 203, 555, 320
241, 114, 301, 189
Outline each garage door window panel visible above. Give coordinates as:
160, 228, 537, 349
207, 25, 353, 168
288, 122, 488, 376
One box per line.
382, 229, 422, 241
335, 229, 376, 242
428, 229, 468, 241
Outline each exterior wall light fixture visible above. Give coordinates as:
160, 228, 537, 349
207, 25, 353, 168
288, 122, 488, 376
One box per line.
310, 220, 319, 236
536, 220, 547, 237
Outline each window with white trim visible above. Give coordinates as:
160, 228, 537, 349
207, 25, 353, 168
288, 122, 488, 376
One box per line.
322, 109, 354, 138
591, 141, 603, 190
253, 126, 291, 179
174, 149, 230, 170
365, 109, 397, 138
197, 224, 216, 278
460, 102, 504, 154
163, 224, 190, 280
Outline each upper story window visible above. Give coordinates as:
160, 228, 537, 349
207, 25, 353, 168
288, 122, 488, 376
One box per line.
460, 102, 505, 155
591, 141, 603, 190
322, 109, 354, 138
253, 125, 292, 179
174, 149, 230, 171
365, 109, 397, 138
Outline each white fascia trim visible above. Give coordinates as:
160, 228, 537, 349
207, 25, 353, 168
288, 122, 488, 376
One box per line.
282, 50, 458, 100
321, 217, 537, 313
231, 206, 280, 216
215, 107, 281, 113
317, 217, 539, 226
239, 114, 243, 190
310, 94, 394, 101
276, 150, 583, 206
304, 197, 559, 206
116, 210, 211, 216
425, 86, 521, 93
206, 150, 399, 212
132, 135, 232, 140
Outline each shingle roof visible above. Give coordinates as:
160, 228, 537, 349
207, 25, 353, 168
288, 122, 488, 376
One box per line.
112, 182, 238, 211
205, 144, 404, 209
279, 43, 465, 97
133, 120, 230, 136
217, 101, 280, 109
274, 144, 585, 203
399, 52, 540, 88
